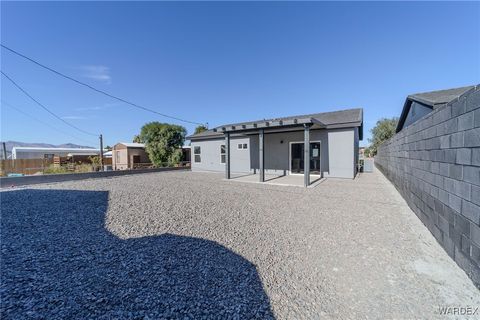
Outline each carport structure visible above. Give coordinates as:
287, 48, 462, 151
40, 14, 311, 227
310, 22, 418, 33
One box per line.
215, 117, 325, 187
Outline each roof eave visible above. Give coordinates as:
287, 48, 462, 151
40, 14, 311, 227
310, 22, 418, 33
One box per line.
214, 117, 315, 133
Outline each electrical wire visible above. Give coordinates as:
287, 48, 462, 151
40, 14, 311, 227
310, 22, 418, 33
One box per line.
1, 44, 204, 126
1, 99, 98, 146
1, 70, 99, 137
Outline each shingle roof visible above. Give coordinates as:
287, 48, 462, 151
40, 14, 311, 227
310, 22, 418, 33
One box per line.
408, 86, 475, 108
187, 108, 363, 140
186, 129, 224, 140
218, 108, 362, 129
396, 84, 478, 132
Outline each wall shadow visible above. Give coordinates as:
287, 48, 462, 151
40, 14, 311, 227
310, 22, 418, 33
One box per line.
1, 189, 274, 319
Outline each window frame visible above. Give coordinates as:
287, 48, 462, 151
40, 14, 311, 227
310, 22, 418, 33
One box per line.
193, 146, 201, 163
220, 144, 226, 164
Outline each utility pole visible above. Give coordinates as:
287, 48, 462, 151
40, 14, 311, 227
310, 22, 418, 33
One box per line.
99, 134, 104, 172
2, 142, 7, 160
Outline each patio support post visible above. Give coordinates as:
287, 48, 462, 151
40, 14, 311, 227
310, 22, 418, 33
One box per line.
259, 129, 265, 182
225, 132, 231, 179
304, 124, 310, 187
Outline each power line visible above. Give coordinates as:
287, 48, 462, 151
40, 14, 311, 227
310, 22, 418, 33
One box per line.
1, 44, 204, 126
1, 99, 98, 146
1, 70, 99, 137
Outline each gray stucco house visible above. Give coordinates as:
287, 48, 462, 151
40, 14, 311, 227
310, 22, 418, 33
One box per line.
187, 108, 363, 186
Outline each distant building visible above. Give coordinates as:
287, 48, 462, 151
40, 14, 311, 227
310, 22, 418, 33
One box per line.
181, 146, 191, 163
359, 147, 366, 160
112, 143, 150, 170
12, 147, 100, 160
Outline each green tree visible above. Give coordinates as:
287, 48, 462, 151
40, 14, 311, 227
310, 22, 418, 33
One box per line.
368, 117, 399, 156
194, 124, 208, 134
133, 135, 143, 143
364, 147, 371, 158
138, 122, 186, 166
88, 155, 102, 171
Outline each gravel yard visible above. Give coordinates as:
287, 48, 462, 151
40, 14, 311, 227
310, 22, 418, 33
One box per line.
1, 170, 479, 319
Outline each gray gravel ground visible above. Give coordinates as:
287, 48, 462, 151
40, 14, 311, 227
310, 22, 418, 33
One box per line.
1, 169, 479, 319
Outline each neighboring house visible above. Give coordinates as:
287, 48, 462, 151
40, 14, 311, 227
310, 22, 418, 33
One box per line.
186, 108, 363, 186
12, 147, 100, 160
112, 143, 150, 170
103, 150, 113, 158
181, 146, 191, 163
359, 147, 366, 160
396, 85, 475, 133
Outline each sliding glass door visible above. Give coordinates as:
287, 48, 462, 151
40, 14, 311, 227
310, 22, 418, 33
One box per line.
290, 142, 321, 174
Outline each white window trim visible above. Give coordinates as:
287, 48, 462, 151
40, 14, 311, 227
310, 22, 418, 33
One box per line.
237, 143, 248, 150
220, 144, 226, 164
193, 146, 201, 163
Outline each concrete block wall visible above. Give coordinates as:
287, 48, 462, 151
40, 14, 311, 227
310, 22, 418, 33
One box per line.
375, 86, 480, 286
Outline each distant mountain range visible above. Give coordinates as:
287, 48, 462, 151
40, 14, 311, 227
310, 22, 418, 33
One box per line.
1, 141, 95, 157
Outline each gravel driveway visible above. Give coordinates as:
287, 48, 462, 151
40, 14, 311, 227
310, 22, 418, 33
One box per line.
1, 170, 479, 319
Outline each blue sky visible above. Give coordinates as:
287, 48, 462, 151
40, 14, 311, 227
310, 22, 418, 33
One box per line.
1, 1, 479, 147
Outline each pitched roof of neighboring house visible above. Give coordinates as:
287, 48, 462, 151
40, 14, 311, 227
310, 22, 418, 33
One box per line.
187, 108, 363, 140
117, 142, 145, 148
187, 129, 224, 140
396, 85, 478, 132
407, 86, 475, 108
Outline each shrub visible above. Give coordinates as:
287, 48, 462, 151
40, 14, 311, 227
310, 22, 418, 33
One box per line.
75, 164, 93, 173
44, 165, 68, 174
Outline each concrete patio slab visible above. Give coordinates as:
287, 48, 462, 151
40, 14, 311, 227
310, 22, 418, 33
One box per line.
228, 173, 325, 187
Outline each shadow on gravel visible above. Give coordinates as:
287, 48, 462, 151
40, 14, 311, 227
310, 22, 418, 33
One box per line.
1, 189, 274, 319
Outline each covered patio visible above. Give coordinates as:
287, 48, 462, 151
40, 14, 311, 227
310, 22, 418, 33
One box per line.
217, 116, 321, 187
227, 173, 325, 188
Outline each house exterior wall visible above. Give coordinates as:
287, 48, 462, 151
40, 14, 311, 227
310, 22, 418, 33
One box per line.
354, 127, 359, 175
328, 128, 356, 178
375, 86, 480, 286
191, 127, 357, 178
403, 101, 433, 130
113, 145, 149, 170
191, 137, 252, 174
113, 147, 129, 170
128, 148, 150, 165
250, 130, 329, 176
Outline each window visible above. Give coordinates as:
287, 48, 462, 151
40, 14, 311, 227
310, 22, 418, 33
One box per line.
220, 145, 226, 163
238, 143, 243, 149
243, 143, 248, 149
238, 143, 248, 150
116, 151, 121, 163
194, 146, 201, 163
